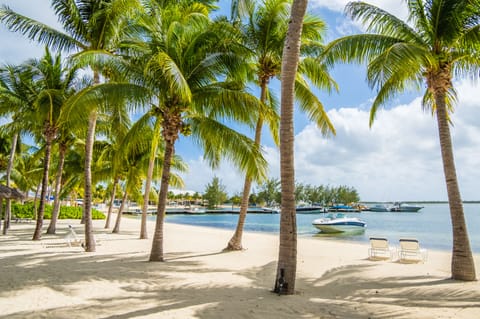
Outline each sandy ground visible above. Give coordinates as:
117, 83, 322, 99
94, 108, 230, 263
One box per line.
1, 215, 479, 319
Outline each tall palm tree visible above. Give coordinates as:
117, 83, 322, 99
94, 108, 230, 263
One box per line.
226, 0, 336, 251
0, 0, 141, 250
323, 0, 478, 281
119, 0, 268, 261
272, 0, 308, 296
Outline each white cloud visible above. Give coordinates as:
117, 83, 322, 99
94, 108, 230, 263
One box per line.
181, 80, 480, 202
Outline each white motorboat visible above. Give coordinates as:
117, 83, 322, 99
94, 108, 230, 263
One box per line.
312, 213, 367, 233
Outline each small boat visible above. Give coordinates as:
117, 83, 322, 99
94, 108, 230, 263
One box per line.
184, 207, 207, 214
368, 204, 392, 212
295, 206, 327, 214
327, 204, 360, 212
390, 202, 423, 212
312, 213, 367, 233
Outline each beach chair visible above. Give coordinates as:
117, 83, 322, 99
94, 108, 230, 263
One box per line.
368, 237, 395, 260
398, 238, 427, 263
64, 225, 83, 247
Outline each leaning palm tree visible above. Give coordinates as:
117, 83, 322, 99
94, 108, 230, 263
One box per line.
23, 48, 79, 240
0, 63, 38, 234
226, 0, 336, 251
323, 0, 478, 281
0, 0, 142, 250
119, 0, 267, 261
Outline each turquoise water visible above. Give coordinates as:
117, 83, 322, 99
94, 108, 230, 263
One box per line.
158, 203, 480, 253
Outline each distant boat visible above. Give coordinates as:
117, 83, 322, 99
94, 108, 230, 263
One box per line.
312, 213, 367, 233
368, 204, 392, 212
390, 202, 424, 212
327, 204, 360, 212
295, 206, 327, 214
184, 207, 207, 214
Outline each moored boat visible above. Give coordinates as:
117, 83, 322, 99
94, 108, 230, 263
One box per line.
390, 202, 424, 212
312, 213, 367, 233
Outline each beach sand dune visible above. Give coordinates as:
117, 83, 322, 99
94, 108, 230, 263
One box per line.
1, 216, 479, 319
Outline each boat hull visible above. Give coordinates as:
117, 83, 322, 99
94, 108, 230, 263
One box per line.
312, 215, 367, 233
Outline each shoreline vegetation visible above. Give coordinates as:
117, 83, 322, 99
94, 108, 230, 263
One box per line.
1, 214, 479, 318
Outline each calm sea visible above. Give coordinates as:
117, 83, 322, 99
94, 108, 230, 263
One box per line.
154, 203, 480, 253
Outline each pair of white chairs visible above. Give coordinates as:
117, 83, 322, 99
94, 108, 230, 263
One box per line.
368, 237, 428, 262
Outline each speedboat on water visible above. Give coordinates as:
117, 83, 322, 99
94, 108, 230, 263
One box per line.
390, 202, 424, 212
312, 213, 367, 233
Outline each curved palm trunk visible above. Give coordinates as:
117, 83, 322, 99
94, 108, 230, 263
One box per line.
83, 110, 98, 252
227, 116, 264, 250
140, 117, 162, 239
273, 0, 307, 295
47, 143, 67, 234
104, 177, 118, 229
112, 189, 128, 233
33, 135, 54, 240
433, 86, 476, 281
149, 131, 176, 262
2, 133, 18, 235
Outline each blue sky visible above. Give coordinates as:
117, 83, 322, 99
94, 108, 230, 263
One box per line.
1, 0, 480, 201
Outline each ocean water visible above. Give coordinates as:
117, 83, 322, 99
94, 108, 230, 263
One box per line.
157, 203, 480, 253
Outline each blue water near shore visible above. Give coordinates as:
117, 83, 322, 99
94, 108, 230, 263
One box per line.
159, 203, 480, 253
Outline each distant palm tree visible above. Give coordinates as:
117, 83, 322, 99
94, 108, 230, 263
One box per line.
323, 0, 479, 281
0, 63, 38, 233
273, 0, 308, 296
23, 48, 79, 240
226, 0, 336, 251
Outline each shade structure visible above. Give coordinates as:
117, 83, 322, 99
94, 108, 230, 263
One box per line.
0, 184, 25, 200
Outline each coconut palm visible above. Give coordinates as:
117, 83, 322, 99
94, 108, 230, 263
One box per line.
226, 0, 336, 251
0, 63, 38, 233
21, 48, 80, 240
117, 0, 267, 261
271, 0, 309, 296
0, 0, 141, 250
323, 0, 479, 281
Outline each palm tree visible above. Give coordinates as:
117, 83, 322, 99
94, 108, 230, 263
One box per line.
118, 0, 267, 261
0, 0, 141, 250
323, 0, 478, 281
272, 0, 308, 296
0, 63, 38, 234
23, 48, 79, 240
226, 0, 336, 251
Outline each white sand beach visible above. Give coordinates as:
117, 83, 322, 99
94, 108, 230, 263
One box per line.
1, 215, 479, 319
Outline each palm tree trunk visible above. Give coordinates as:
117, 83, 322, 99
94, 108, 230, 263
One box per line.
434, 88, 476, 281
149, 135, 175, 262
274, 0, 307, 295
112, 189, 128, 233
47, 143, 67, 234
140, 117, 162, 239
227, 116, 264, 250
33, 135, 53, 240
83, 110, 98, 252
2, 133, 18, 234
104, 177, 118, 229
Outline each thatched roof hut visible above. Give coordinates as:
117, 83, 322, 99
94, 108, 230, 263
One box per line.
0, 184, 25, 200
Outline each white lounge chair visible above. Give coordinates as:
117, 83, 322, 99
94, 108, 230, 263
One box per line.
368, 237, 395, 260
398, 238, 427, 263
64, 225, 83, 247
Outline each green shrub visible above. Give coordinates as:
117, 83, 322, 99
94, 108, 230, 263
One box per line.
10, 202, 105, 220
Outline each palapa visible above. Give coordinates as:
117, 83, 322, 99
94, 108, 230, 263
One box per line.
0, 184, 25, 200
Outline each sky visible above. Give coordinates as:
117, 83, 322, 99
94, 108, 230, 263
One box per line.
0, 0, 479, 201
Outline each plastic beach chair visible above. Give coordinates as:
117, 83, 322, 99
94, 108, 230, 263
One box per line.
368, 237, 395, 260
398, 238, 427, 263
64, 225, 83, 247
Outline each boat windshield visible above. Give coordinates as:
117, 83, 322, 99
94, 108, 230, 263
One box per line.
335, 213, 346, 219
